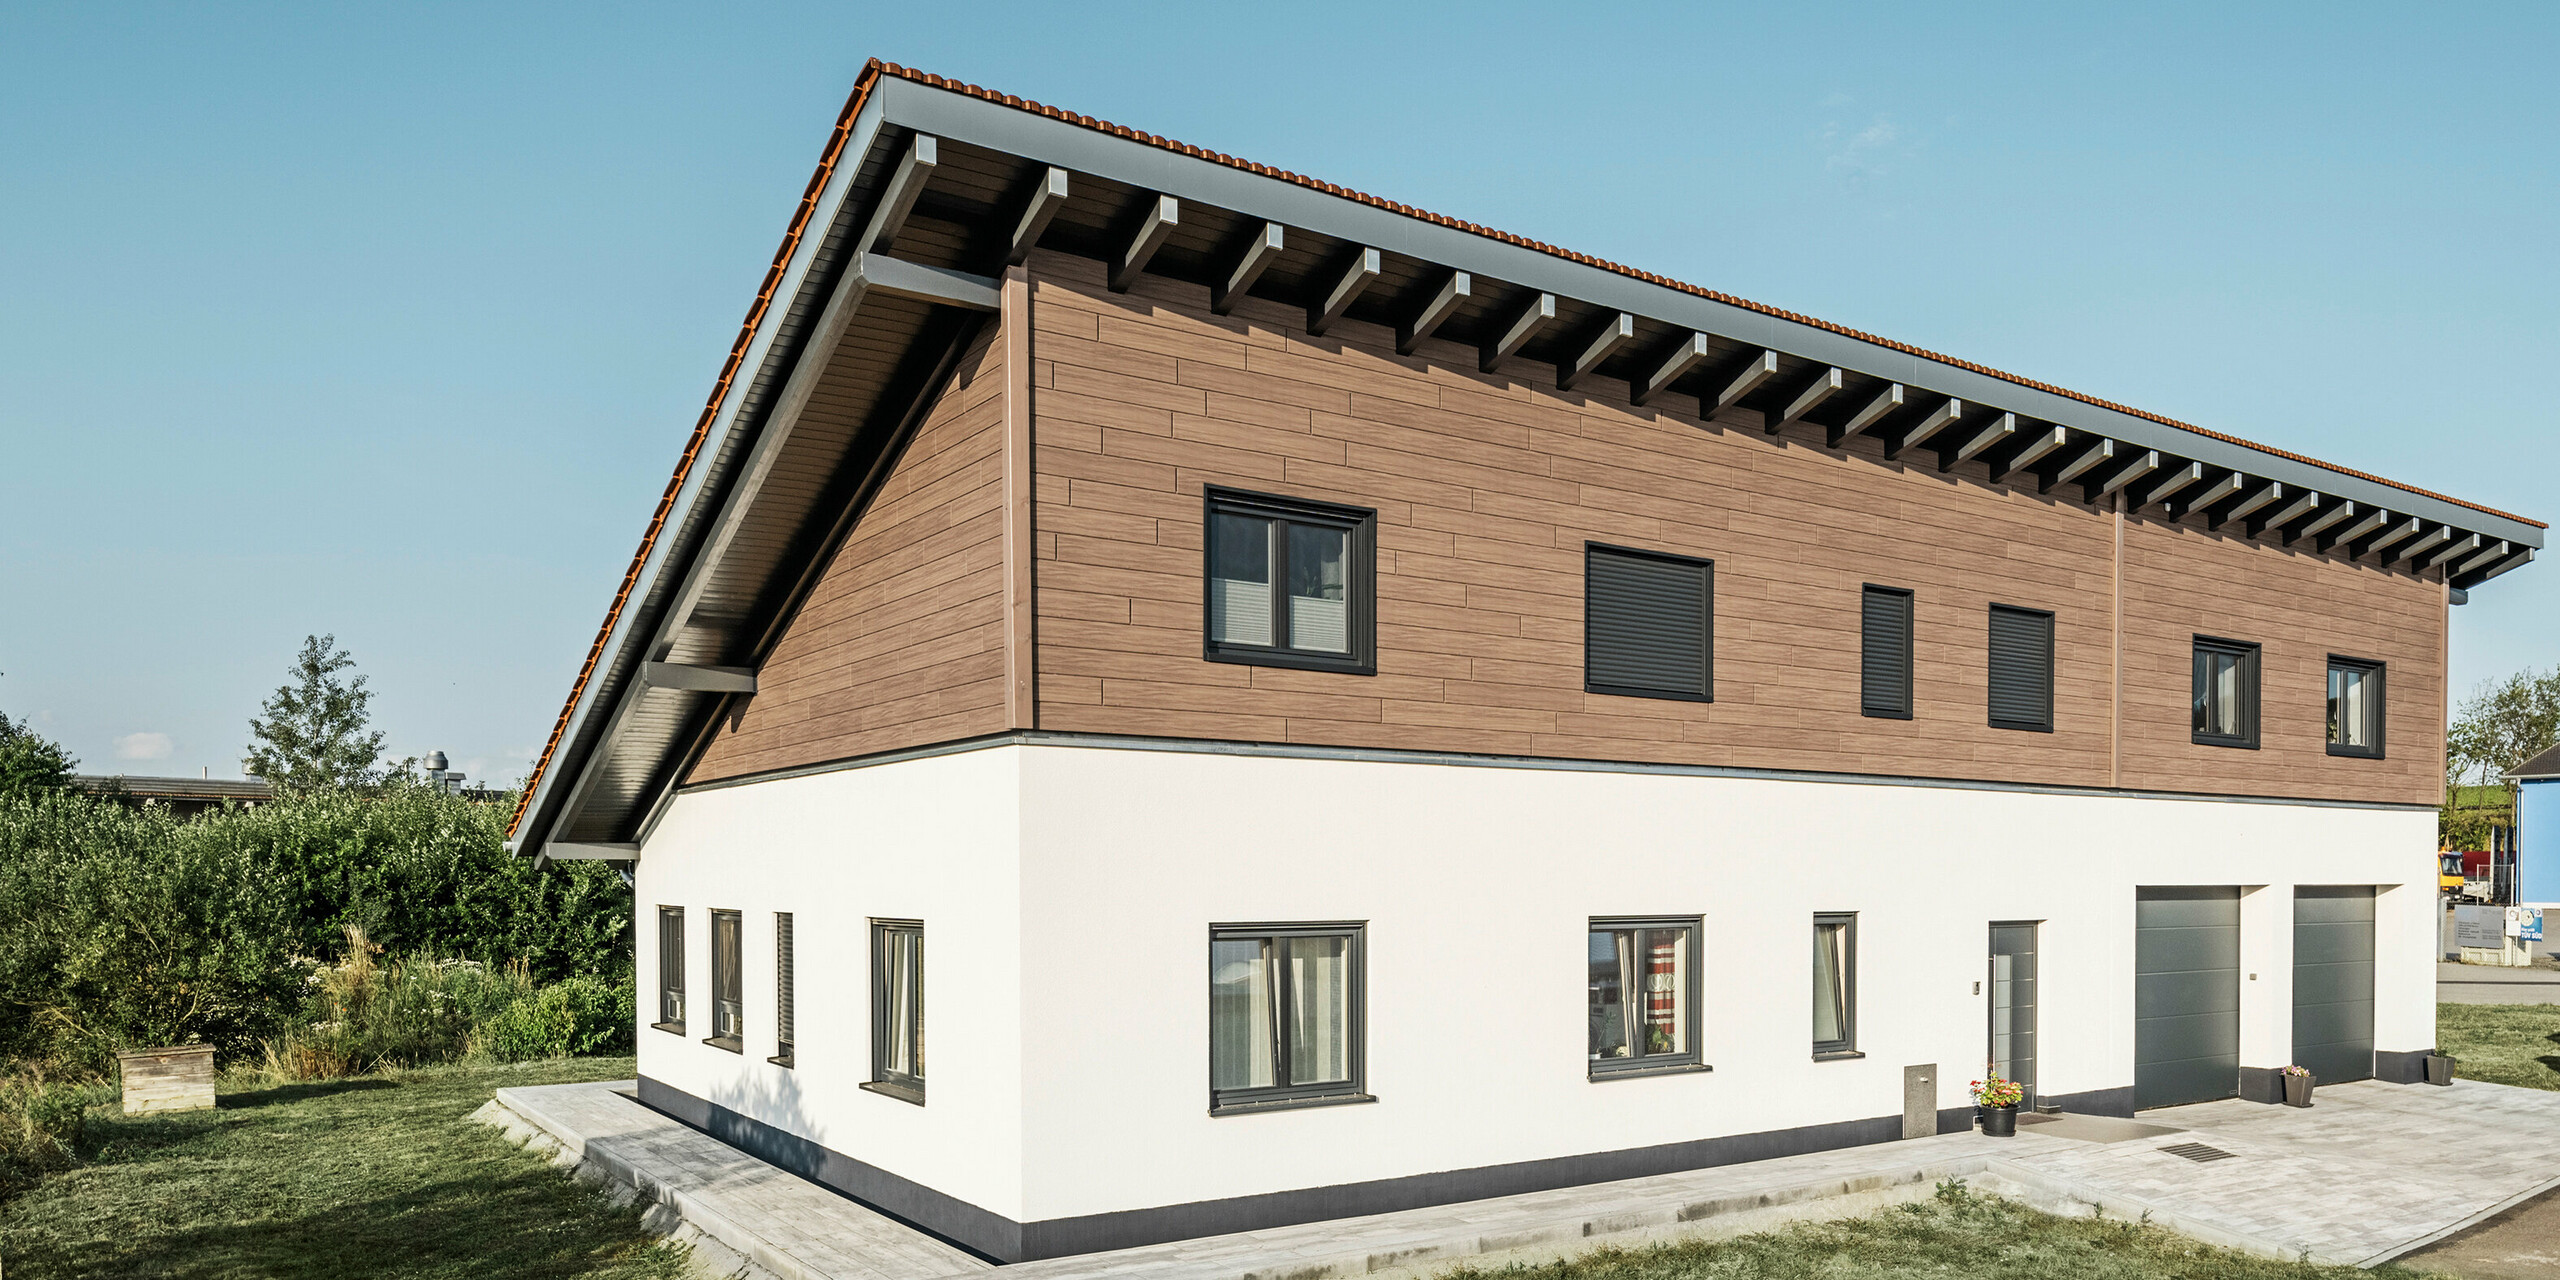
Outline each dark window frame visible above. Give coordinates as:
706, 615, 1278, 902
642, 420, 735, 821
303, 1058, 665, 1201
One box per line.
1861, 584, 1915, 720
1587, 915, 1709, 1080
653, 906, 685, 1035
704, 908, 744, 1052
1584, 542, 1716, 703
1813, 912, 1861, 1061
770, 912, 795, 1068
1201, 488, 1378, 676
1208, 921, 1371, 1115
2190, 635, 2261, 750
2326, 655, 2387, 759
1986, 603, 2055, 733
867, 919, 924, 1105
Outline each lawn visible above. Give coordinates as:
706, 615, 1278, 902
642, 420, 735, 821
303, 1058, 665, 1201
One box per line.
0, 1056, 687, 1280
2437, 1002, 2560, 1091
1435, 1180, 2443, 1280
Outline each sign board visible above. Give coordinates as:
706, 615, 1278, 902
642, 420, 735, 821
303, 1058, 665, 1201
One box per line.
2513, 906, 2544, 942
2455, 905, 2507, 948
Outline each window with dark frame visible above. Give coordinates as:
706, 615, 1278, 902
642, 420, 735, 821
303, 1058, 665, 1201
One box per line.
654, 907, 685, 1034
707, 909, 743, 1051
2191, 636, 2260, 749
1813, 913, 1858, 1059
869, 920, 923, 1103
1861, 585, 1914, 719
1204, 489, 1376, 674
1987, 604, 2054, 732
1586, 544, 1714, 702
2328, 657, 2386, 758
1210, 923, 1367, 1114
771, 912, 795, 1068
1588, 917, 1705, 1079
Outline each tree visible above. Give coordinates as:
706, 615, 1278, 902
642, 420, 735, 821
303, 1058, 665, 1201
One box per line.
0, 710, 77, 799
2446, 667, 2560, 790
244, 635, 387, 790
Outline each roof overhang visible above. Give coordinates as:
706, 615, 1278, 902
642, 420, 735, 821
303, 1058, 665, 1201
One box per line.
507, 61, 2544, 862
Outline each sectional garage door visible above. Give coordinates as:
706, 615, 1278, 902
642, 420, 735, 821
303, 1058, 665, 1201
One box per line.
2293, 886, 2376, 1084
2135, 887, 2241, 1110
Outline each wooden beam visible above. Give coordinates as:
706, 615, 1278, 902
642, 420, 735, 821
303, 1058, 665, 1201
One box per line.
2354, 515, 2425, 560
1480, 292, 1556, 374
2319, 506, 2387, 553
547, 843, 641, 861
2289, 500, 2355, 547
2246, 489, 2320, 539
860, 134, 938, 255
1990, 425, 2069, 482
640, 662, 758, 695
1006, 166, 1068, 265
2178, 472, 2245, 518
2041, 438, 2114, 494
1110, 194, 1178, 292
2089, 449, 2160, 501
1939, 411, 2014, 473
2456, 545, 2534, 587
1213, 222, 1284, 315
2393, 523, 2454, 565
2423, 531, 2483, 571
1307, 246, 1381, 335
2135, 461, 2204, 509
1886, 398, 1962, 461
1397, 271, 1470, 355
2212, 480, 2284, 529
1560, 312, 1635, 390
1829, 383, 1905, 448
1768, 367, 1843, 434
2453, 539, 2513, 577
1634, 332, 1712, 407
1715, 350, 1781, 416
857, 254, 1002, 311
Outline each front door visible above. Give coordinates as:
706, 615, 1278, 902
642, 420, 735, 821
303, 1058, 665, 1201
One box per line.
1988, 922, 2039, 1108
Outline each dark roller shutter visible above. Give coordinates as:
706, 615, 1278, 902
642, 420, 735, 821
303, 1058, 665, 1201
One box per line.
776, 912, 796, 1058
1862, 586, 1913, 718
1586, 546, 1712, 700
1988, 604, 2054, 731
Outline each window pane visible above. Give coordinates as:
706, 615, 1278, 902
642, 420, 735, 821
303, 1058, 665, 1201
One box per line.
1813, 922, 1848, 1047
1287, 935, 1352, 1085
713, 912, 742, 1039
1588, 930, 1631, 1060
2337, 668, 2371, 746
883, 929, 922, 1079
2328, 667, 2345, 743
1210, 939, 1276, 1089
1287, 523, 1351, 653
1211, 514, 1274, 645
1640, 928, 1691, 1057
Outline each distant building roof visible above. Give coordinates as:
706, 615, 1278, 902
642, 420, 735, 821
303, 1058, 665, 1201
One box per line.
74, 775, 275, 803
2509, 744, 2560, 782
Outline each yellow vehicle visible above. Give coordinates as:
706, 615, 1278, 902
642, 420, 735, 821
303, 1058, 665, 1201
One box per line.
2442, 851, 2467, 894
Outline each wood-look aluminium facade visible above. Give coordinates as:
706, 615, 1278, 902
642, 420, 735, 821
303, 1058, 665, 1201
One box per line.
513, 63, 2540, 1262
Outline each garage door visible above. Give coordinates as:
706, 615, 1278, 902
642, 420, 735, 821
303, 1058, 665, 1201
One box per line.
2293, 886, 2375, 1084
2136, 887, 2241, 1109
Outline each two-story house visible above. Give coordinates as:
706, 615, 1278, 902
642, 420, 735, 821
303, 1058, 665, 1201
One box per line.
507, 62, 2542, 1263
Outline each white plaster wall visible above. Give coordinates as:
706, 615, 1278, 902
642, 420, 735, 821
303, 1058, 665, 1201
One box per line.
633, 747, 1025, 1221
1012, 743, 2438, 1222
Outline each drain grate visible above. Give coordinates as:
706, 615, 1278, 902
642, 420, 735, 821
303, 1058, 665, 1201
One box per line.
2157, 1142, 2238, 1163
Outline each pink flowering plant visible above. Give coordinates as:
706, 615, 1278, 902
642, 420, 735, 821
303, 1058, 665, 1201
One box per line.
2280, 1065, 2312, 1078
1970, 1065, 2025, 1108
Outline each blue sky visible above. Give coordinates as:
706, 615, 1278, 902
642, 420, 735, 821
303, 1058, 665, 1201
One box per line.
3, 3, 2553, 785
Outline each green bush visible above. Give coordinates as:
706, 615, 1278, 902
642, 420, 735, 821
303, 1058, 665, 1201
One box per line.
472, 974, 629, 1063
0, 1066, 104, 1203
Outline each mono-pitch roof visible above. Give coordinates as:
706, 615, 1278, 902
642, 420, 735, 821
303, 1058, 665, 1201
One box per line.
506, 59, 2543, 860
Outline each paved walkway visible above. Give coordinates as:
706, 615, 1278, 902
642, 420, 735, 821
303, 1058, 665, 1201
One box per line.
479, 1078, 2560, 1278
2440, 960, 2560, 1005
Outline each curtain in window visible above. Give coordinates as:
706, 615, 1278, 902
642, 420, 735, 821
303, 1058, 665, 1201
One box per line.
1288, 936, 1350, 1084
1210, 939, 1276, 1089
882, 929, 922, 1080
1813, 922, 1848, 1046
712, 911, 742, 1039
2331, 666, 2371, 746
1211, 514, 1274, 645
1287, 524, 1350, 652
1644, 928, 1689, 1056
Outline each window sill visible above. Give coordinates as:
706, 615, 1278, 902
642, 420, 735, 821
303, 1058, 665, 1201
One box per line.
1860, 708, 1913, 721
1988, 720, 2053, 733
2191, 736, 2260, 750
768, 1052, 795, 1069
703, 1036, 743, 1055
649, 1021, 686, 1037
1812, 1049, 1866, 1063
1204, 646, 1374, 677
2326, 745, 2385, 760
1587, 682, 1713, 705
861, 1080, 925, 1107
1210, 1091, 1375, 1117
1589, 1061, 1712, 1082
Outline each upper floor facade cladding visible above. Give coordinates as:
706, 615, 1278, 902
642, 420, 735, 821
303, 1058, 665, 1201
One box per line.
684, 251, 2447, 808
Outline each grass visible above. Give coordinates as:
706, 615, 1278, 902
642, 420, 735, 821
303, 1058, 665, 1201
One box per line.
1435, 1180, 2442, 1280
0, 1056, 687, 1280
2436, 1002, 2560, 1091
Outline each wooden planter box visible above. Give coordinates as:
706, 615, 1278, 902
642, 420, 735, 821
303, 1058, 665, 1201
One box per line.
116, 1044, 215, 1114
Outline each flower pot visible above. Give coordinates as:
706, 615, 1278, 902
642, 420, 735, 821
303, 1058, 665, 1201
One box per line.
1980, 1104, 2018, 1137
2425, 1054, 2456, 1086
2283, 1073, 2314, 1107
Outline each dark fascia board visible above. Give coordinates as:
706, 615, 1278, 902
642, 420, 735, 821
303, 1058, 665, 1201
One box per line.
516, 86, 895, 860
875, 78, 2541, 552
